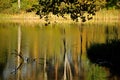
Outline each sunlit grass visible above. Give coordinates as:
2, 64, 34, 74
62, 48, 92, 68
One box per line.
90, 9, 120, 23
0, 9, 119, 24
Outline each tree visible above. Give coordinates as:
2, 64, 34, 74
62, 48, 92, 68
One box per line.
31, 0, 103, 22
106, 0, 120, 9
18, 0, 20, 9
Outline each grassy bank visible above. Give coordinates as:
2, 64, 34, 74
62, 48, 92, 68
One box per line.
0, 10, 120, 24
90, 9, 120, 23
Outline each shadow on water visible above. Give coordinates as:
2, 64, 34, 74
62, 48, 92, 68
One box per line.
87, 39, 120, 79
0, 50, 7, 80
0, 63, 5, 80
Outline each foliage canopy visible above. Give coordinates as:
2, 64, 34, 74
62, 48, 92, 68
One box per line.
32, 0, 100, 22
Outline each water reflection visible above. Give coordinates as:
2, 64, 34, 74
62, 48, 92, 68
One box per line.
87, 40, 120, 79
0, 23, 120, 80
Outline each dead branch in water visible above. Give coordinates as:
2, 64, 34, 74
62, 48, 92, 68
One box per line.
11, 50, 24, 74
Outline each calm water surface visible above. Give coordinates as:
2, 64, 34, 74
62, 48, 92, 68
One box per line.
0, 23, 120, 80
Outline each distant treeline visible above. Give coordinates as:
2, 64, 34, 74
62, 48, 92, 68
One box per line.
0, 0, 120, 14
0, 0, 38, 13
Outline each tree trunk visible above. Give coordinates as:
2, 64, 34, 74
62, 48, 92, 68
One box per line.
18, 0, 20, 9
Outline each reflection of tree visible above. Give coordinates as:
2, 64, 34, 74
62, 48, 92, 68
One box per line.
105, 26, 118, 43
105, 26, 109, 43
44, 49, 47, 80
17, 26, 21, 80
113, 26, 118, 40
79, 26, 83, 68
17, 25, 22, 80
62, 28, 72, 80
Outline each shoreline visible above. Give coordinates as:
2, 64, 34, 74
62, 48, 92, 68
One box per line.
0, 10, 120, 24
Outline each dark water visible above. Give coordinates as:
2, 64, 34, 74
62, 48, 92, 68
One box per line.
0, 23, 120, 80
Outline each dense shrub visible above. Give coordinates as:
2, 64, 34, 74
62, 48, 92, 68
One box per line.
0, 0, 12, 11
106, 0, 120, 9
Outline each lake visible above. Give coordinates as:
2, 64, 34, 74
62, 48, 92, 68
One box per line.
0, 22, 120, 80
